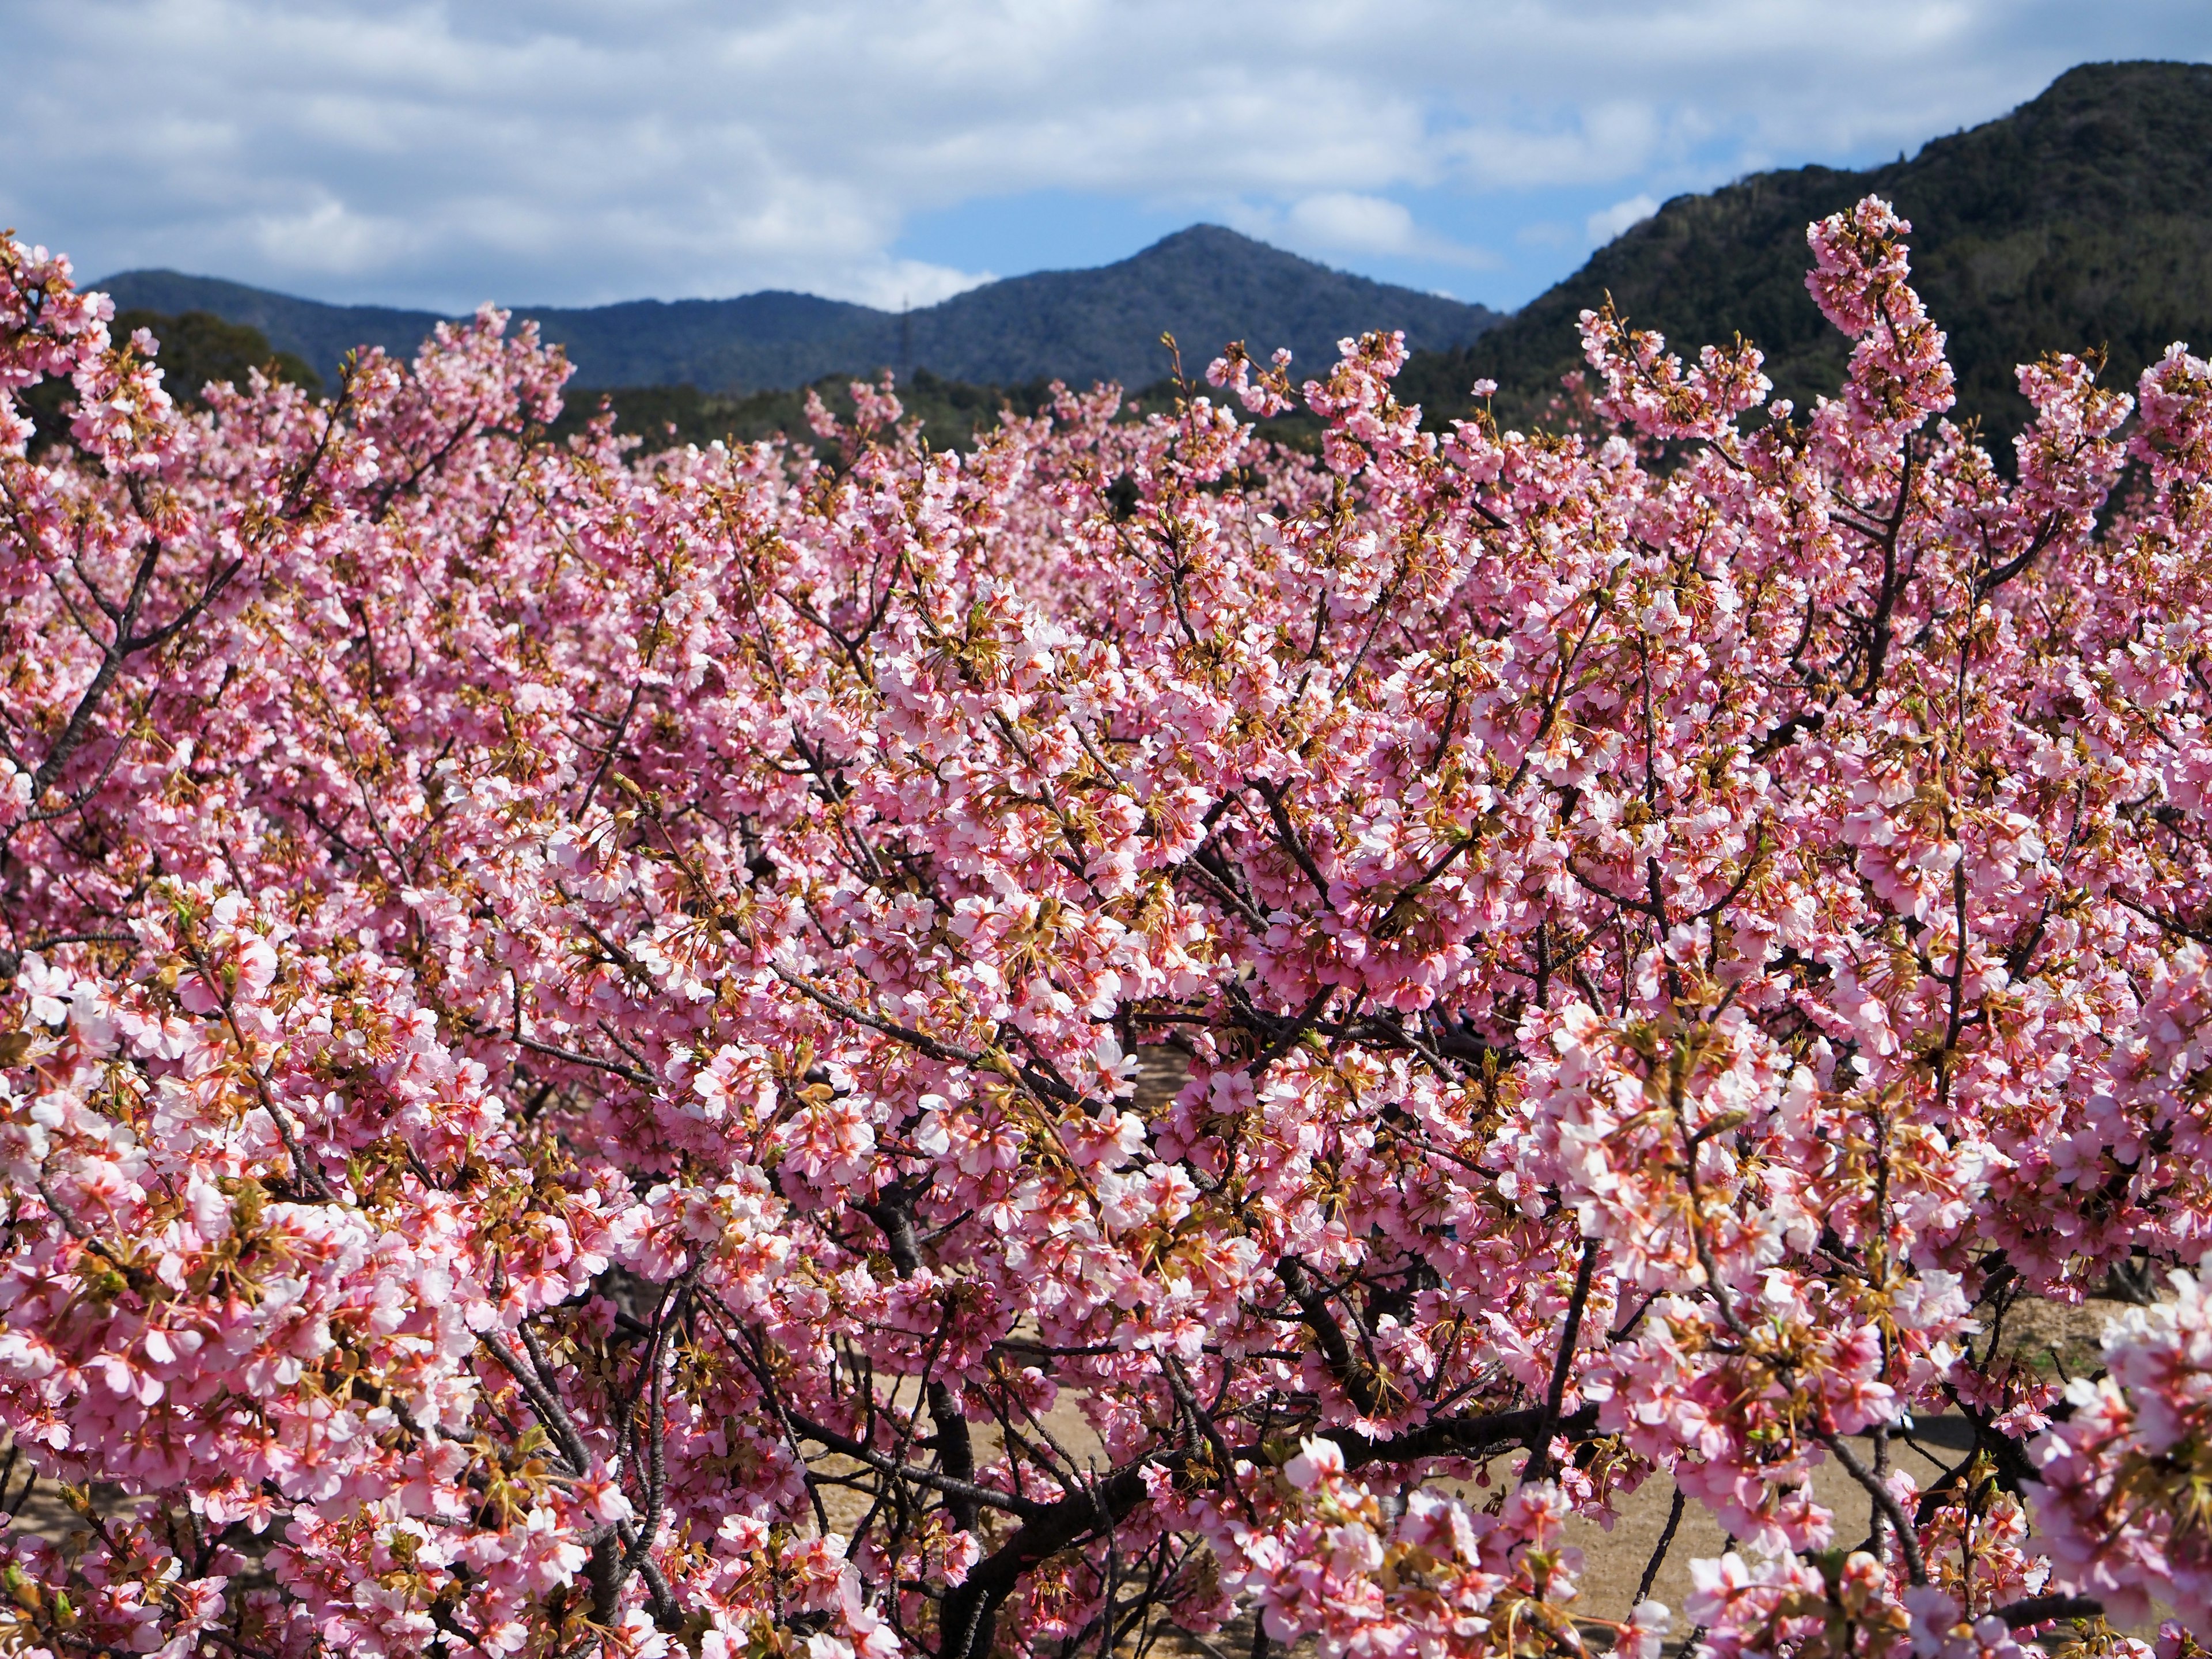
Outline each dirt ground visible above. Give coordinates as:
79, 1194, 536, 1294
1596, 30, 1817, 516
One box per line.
1558, 1291, 2157, 1646
3, 1269, 2157, 1654
1156, 1298, 2152, 1656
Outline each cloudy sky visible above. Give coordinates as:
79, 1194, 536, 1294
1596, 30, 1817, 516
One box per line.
6, 0, 2210, 316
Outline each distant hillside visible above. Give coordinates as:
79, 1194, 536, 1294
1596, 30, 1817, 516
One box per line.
20, 309, 1065, 459
100, 228, 1499, 396
92, 273, 446, 391
18, 308, 321, 452
885, 228, 1494, 387
1400, 60, 2212, 444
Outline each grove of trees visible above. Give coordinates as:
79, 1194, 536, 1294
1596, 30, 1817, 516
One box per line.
3, 199, 2211, 1659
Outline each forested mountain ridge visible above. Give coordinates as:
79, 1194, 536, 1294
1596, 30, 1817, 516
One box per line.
89, 60, 2212, 454
1399, 60, 2212, 441
99, 226, 1499, 396
77, 272, 450, 394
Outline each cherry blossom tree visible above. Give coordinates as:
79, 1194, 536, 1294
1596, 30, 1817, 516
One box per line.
3, 198, 2211, 1659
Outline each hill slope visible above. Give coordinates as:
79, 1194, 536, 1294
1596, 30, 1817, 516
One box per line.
100, 228, 1498, 395
91, 272, 446, 392
1401, 60, 2212, 442
890, 226, 1492, 387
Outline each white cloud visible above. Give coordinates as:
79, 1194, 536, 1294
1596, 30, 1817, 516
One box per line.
1, 0, 2207, 309
248, 196, 411, 275
844, 259, 999, 312
1226, 192, 1500, 270
1290, 192, 1426, 253
1586, 194, 1660, 245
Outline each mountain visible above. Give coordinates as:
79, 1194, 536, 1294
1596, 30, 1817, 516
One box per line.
98, 228, 1499, 396
89, 272, 447, 393
1400, 60, 2212, 443
105, 59, 2212, 453
882, 227, 1494, 387
109, 308, 320, 401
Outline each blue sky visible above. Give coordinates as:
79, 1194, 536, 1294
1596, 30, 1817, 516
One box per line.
7, 1, 2212, 316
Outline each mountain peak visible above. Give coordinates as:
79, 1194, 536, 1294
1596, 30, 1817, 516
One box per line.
1135, 224, 1266, 255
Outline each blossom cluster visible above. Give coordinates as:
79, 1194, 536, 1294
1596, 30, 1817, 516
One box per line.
2, 197, 2210, 1659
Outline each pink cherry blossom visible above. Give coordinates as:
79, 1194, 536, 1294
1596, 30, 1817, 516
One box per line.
2, 198, 2210, 1658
